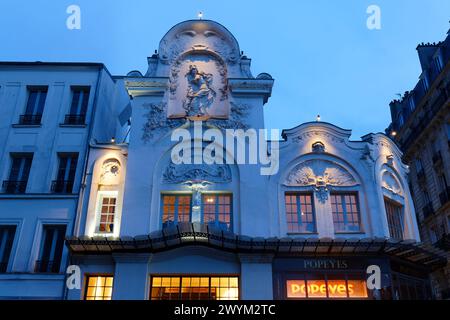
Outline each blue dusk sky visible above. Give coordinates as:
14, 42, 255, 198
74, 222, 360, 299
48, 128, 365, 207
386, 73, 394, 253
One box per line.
0, 0, 449, 138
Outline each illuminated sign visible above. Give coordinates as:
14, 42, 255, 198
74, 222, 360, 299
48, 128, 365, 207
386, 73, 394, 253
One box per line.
286, 279, 368, 299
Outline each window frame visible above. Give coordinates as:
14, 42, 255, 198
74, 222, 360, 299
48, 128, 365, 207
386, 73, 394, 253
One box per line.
150, 275, 239, 300
160, 193, 193, 227
0, 225, 17, 273
284, 192, 316, 234
201, 193, 233, 232
330, 192, 362, 234
36, 224, 67, 273
384, 197, 405, 240
24, 86, 48, 116
84, 274, 114, 300
94, 190, 119, 236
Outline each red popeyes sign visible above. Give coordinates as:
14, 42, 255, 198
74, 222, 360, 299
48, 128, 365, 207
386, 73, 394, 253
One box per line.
286, 280, 368, 298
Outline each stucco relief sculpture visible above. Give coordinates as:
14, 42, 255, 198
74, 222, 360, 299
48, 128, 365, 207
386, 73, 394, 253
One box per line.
168, 54, 229, 119
183, 65, 216, 117
381, 171, 402, 196
99, 159, 121, 185
163, 162, 232, 184
141, 103, 185, 142
284, 160, 357, 203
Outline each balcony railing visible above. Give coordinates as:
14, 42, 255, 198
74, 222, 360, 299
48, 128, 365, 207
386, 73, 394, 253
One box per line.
34, 260, 61, 273
51, 180, 74, 194
19, 114, 42, 125
439, 186, 450, 208
64, 114, 86, 125
422, 202, 434, 219
2, 180, 27, 194
162, 221, 232, 233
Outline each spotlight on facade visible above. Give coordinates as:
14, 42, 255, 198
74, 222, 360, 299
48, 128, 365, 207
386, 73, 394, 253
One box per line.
316, 114, 321, 122
391, 131, 397, 137
110, 137, 116, 143
198, 11, 203, 20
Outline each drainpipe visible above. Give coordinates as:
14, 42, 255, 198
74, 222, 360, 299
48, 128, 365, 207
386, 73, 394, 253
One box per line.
63, 65, 103, 300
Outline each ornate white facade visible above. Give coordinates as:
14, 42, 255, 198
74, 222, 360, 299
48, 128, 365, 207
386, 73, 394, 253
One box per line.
0, 20, 445, 300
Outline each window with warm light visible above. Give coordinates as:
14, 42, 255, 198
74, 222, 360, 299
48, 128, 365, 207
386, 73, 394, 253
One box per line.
161, 194, 192, 227
150, 276, 239, 300
84, 276, 114, 300
330, 193, 361, 233
202, 194, 232, 231
95, 191, 118, 234
285, 193, 316, 233
384, 198, 404, 240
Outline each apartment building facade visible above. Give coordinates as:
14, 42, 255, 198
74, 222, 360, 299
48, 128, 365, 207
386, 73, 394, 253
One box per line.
0, 62, 128, 299
386, 29, 450, 299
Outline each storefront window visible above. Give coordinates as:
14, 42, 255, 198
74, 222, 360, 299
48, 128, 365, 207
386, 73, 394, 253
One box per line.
84, 275, 114, 300
286, 275, 368, 299
285, 193, 316, 233
330, 193, 361, 233
150, 276, 239, 300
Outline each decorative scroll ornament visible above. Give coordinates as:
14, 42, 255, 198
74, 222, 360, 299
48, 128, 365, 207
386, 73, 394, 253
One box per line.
284, 160, 357, 203
141, 103, 185, 142
207, 102, 250, 130
163, 162, 232, 184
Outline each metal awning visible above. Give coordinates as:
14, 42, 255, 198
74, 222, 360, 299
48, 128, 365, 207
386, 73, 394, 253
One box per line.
66, 223, 448, 269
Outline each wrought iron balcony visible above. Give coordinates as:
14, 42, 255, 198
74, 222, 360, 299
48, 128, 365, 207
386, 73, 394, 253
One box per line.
439, 186, 450, 208
34, 260, 61, 273
19, 114, 42, 125
51, 180, 74, 194
422, 202, 434, 220
2, 180, 27, 194
162, 221, 232, 232
64, 114, 86, 125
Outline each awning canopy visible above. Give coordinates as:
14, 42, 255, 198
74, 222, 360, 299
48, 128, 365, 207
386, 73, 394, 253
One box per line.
66, 223, 448, 269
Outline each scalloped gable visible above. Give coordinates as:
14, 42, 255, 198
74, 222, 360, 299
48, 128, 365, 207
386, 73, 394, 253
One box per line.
281, 122, 353, 144
284, 159, 358, 187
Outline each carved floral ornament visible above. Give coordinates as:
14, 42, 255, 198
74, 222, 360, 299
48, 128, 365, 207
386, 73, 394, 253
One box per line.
284, 160, 358, 203
141, 102, 250, 142
163, 162, 232, 184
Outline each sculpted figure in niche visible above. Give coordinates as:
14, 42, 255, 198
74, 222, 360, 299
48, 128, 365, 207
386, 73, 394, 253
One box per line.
183, 65, 216, 117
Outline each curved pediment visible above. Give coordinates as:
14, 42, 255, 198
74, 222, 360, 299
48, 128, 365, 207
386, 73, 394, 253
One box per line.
284, 160, 357, 187
158, 20, 240, 66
